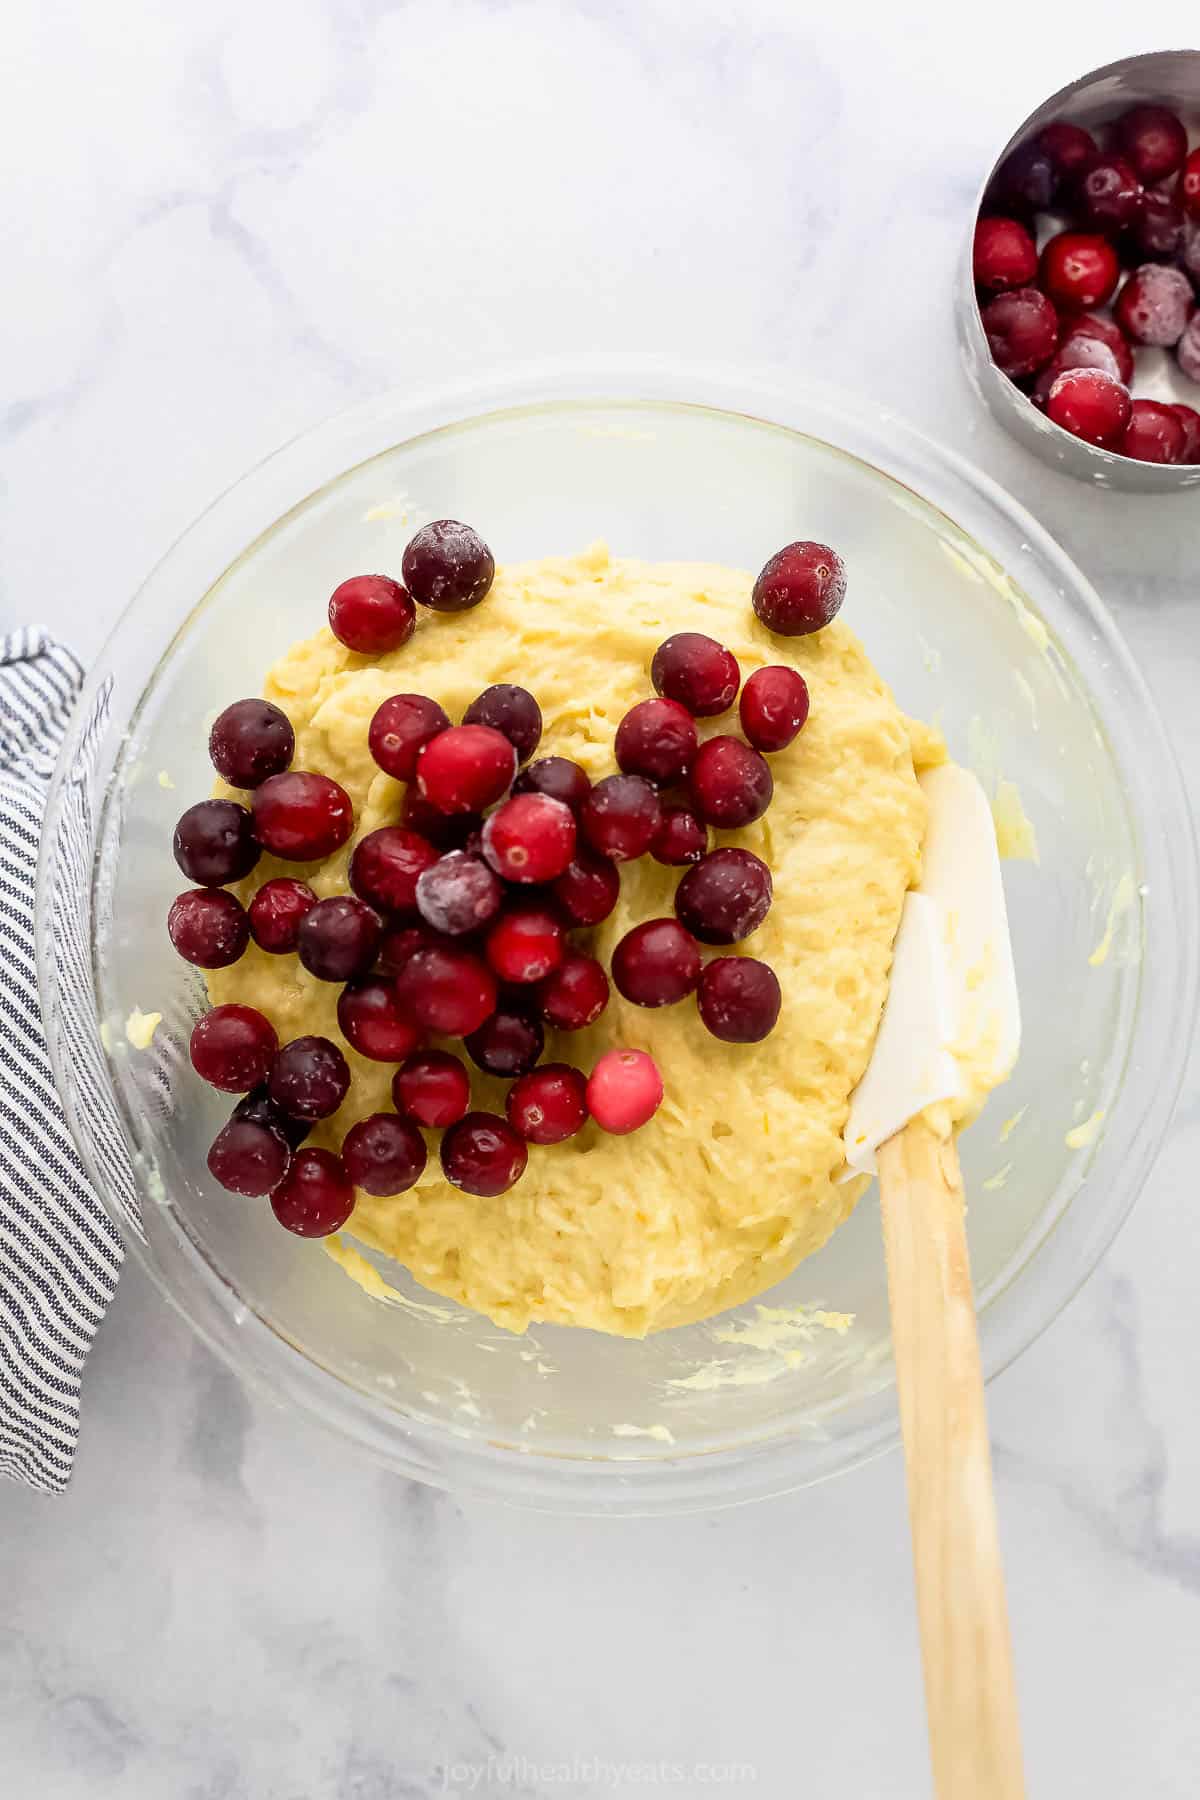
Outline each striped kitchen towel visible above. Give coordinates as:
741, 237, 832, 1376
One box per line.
1, 629, 123, 1491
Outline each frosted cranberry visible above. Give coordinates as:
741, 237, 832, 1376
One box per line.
190, 1003, 278, 1092
342, 1113, 427, 1196
207, 1117, 291, 1197
270, 1148, 355, 1236
393, 1049, 471, 1128
1177, 314, 1200, 386
676, 847, 772, 944
1037, 120, 1097, 179
513, 756, 592, 812
586, 1049, 663, 1136
349, 826, 439, 918
652, 806, 708, 867
1039, 232, 1119, 311
980, 286, 1059, 379
441, 1112, 527, 1196
394, 945, 497, 1036
368, 693, 449, 781
253, 771, 353, 862
297, 895, 382, 982
1081, 156, 1142, 233
483, 792, 577, 883
1179, 217, 1200, 282
689, 737, 773, 828
376, 921, 441, 976
697, 956, 782, 1043
972, 216, 1037, 294
1182, 147, 1200, 220
1117, 104, 1188, 183
415, 851, 504, 935
417, 724, 516, 815
614, 697, 698, 783
328, 574, 415, 655
167, 888, 249, 968
551, 852, 621, 925
506, 1063, 589, 1145
651, 632, 740, 717
739, 665, 810, 751
1032, 334, 1121, 407
1129, 190, 1185, 261
1119, 400, 1186, 464
752, 541, 846, 636
1046, 368, 1132, 449
209, 699, 294, 789
268, 1035, 351, 1119
233, 1085, 310, 1150
402, 520, 494, 613
581, 774, 662, 862
1067, 314, 1135, 385
248, 877, 316, 953
1169, 404, 1200, 461
173, 799, 260, 886
486, 904, 566, 984
337, 978, 424, 1061
464, 1004, 544, 1078
401, 790, 480, 851
1115, 263, 1194, 346
612, 918, 701, 1007
462, 684, 542, 763
538, 950, 610, 1030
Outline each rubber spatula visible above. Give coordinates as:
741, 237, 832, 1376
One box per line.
843, 763, 1024, 1800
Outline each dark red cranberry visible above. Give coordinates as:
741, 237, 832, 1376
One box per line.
1032, 334, 1122, 407
485, 904, 566, 984
337, 978, 424, 1061
739, 665, 810, 752
689, 737, 773, 828
233, 1084, 310, 1150
506, 1063, 589, 1145
248, 877, 316, 953
268, 1035, 351, 1119
980, 287, 1059, 378
209, 699, 294, 789
551, 851, 621, 925
752, 541, 847, 636
538, 950, 609, 1031
988, 141, 1059, 218
614, 697, 698, 783
612, 918, 701, 1007
462, 684, 542, 763
270, 1148, 355, 1236
652, 806, 708, 867
328, 574, 415, 656
190, 1003, 278, 1092
1067, 314, 1135, 385
375, 921, 441, 977
401, 790, 481, 850
651, 632, 740, 717
167, 888, 249, 968
415, 850, 504, 935
402, 520, 494, 613
173, 798, 260, 886
394, 945, 497, 1036
1080, 156, 1142, 234
1115, 263, 1194, 346
342, 1112, 427, 1196
1119, 400, 1186, 464
586, 1049, 663, 1136
207, 1116, 291, 1196
1182, 147, 1200, 221
392, 1049, 471, 1128
697, 956, 782, 1043
1037, 120, 1098, 179
416, 724, 516, 815
482, 792, 576, 883
1038, 232, 1120, 311
675, 847, 772, 944
1129, 189, 1185, 261
580, 773, 661, 862
297, 895, 382, 982
1046, 368, 1132, 449
368, 693, 449, 781
253, 771, 353, 862
513, 755, 592, 812
440, 1112, 527, 1196
464, 1004, 544, 1078
1179, 217, 1200, 282
349, 826, 439, 917
1169, 403, 1200, 461
1117, 104, 1188, 182
1176, 314, 1200, 385
972, 216, 1038, 294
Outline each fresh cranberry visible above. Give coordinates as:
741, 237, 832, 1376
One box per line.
392, 1049, 471, 1128
1115, 263, 1195, 346
207, 1116, 291, 1197
233, 1085, 311, 1150
173, 798, 260, 886
972, 216, 1038, 294
462, 684, 542, 763
697, 956, 782, 1043
337, 977, 424, 1061
506, 1063, 589, 1145
1117, 104, 1188, 182
1129, 190, 1185, 261
248, 877, 316, 953
675, 847, 772, 944
538, 950, 610, 1030
1182, 147, 1200, 221
402, 520, 494, 613
689, 737, 773, 828
612, 919, 701, 1008
980, 287, 1059, 379
586, 1049, 663, 1136
401, 790, 480, 851
440, 1112, 527, 1196
328, 574, 415, 656
167, 888, 249, 968
651, 632, 740, 717
1119, 399, 1186, 464
513, 756, 592, 812
614, 697, 698, 783
1038, 232, 1120, 311
268, 1035, 351, 1119
987, 141, 1059, 218
1045, 368, 1132, 449
652, 806, 708, 867
464, 1004, 544, 1078
1036, 120, 1098, 179
482, 792, 577, 883
552, 851, 622, 925
349, 826, 439, 917
270, 1148, 355, 1236
415, 851, 504, 934
297, 895, 382, 982
394, 945, 497, 1036
376, 921, 441, 977
1169, 403, 1200, 461
368, 693, 449, 781
341, 1113, 427, 1196
209, 699, 294, 789
416, 724, 516, 815
253, 771, 353, 862
1177, 314, 1200, 386
752, 541, 846, 636
485, 903, 566, 984
739, 665, 810, 752
1080, 156, 1142, 233
580, 774, 662, 862
190, 1003, 278, 1092
1067, 314, 1135, 385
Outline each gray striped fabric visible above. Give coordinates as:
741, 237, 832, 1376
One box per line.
1, 629, 123, 1491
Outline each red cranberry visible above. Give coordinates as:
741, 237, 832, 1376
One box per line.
1045, 368, 1132, 449
248, 877, 316, 953
1038, 232, 1119, 311
651, 632, 740, 717
1129, 190, 1185, 261
614, 697, 698, 783
400, 790, 480, 851
1169, 403, 1200, 461
1117, 104, 1188, 183
1037, 120, 1098, 179
368, 693, 449, 781
173, 798, 260, 886
297, 895, 382, 982
190, 1003, 278, 1092
376, 921, 441, 977
485, 903, 566, 984
513, 756, 592, 812
1182, 147, 1200, 221
415, 850, 504, 934
697, 956, 782, 1043
675, 847, 772, 944
253, 771, 353, 862
270, 1148, 355, 1236
268, 1035, 351, 1119
552, 852, 621, 925
392, 1049, 471, 1128
972, 216, 1038, 294
402, 520, 494, 613
337, 977, 424, 1062
1032, 334, 1121, 407
394, 945, 497, 1036
328, 574, 415, 656
580, 774, 662, 862
1177, 313, 1200, 386
416, 724, 516, 815
464, 1004, 544, 1078
1119, 399, 1186, 464
586, 1048, 663, 1136
506, 1063, 589, 1145
233, 1084, 311, 1150
1081, 156, 1142, 233
980, 287, 1058, 380
167, 888, 249, 968
1115, 263, 1194, 346
440, 1112, 527, 1196
612, 919, 701, 1008
752, 541, 846, 636
1067, 314, 1135, 385
651, 806, 708, 867
349, 826, 439, 917
341, 1112, 427, 1196
462, 684, 542, 763
987, 142, 1059, 218
538, 950, 609, 1030
739, 665, 810, 752
483, 792, 577, 883
209, 699, 294, 789
207, 1116, 291, 1197
689, 737, 773, 828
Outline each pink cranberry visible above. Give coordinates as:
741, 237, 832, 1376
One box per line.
297, 895, 382, 982
462, 684, 542, 763
1130, 190, 1185, 261
1169, 403, 1200, 461
464, 1004, 544, 1078
1119, 400, 1186, 464
394, 944, 497, 1036
506, 1063, 589, 1145
1032, 335, 1121, 407
270, 1148, 356, 1236
586, 1049, 663, 1136
614, 697, 698, 783
190, 1003, 278, 1092
980, 286, 1059, 379
209, 699, 294, 789
552, 852, 621, 925
336, 978, 425, 1061
1117, 104, 1188, 183
207, 1116, 291, 1197
248, 877, 316, 953
268, 1035, 351, 1119
368, 693, 450, 781
1081, 156, 1142, 233
1115, 264, 1194, 346
689, 737, 773, 828
253, 771, 354, 862
441, 1112, 528, 1196
416, 724, 516, 815
167, 888, 249, 968
1067, 314, 1135, 385
1182, 147, 1200, 220
1176, 313, 1200, 386
612, 919, 701, 1008
752, 541, 846, 637
697, 956, 782, 1043
415, 850, 504, 935
393, 1049, 472, 1128
233, 1084, 311, 1150
173, 798, 260, 886
482, 792, 577, 883
485, 904, 566, 984
739, 665, 810, 752
675, 847, 772, 944
580, 774, 662, 862
651, 632, 740, 717
1037, 120, 1098, 179
328, 574, 415, 656
652, 806, 709, 867
538, 950, 610, 1031
1038, 232, 1119, 311
972, 216, 1038, 294
513, 756, 592, 812
1045, 368, 1132, 449
401, 790, 480, 851
402, 520, 495, 613
341, 1113, 427, 1196
349, 826, 440, 917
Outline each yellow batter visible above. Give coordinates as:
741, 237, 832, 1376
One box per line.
210, 543, 942, 1336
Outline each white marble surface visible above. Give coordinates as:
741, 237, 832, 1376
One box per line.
4, 2, 1199, 1794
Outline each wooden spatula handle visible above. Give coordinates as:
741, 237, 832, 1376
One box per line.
877, 1117, 1025, 1800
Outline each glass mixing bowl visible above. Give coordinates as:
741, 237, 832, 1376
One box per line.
38, 362, 1198, 1515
